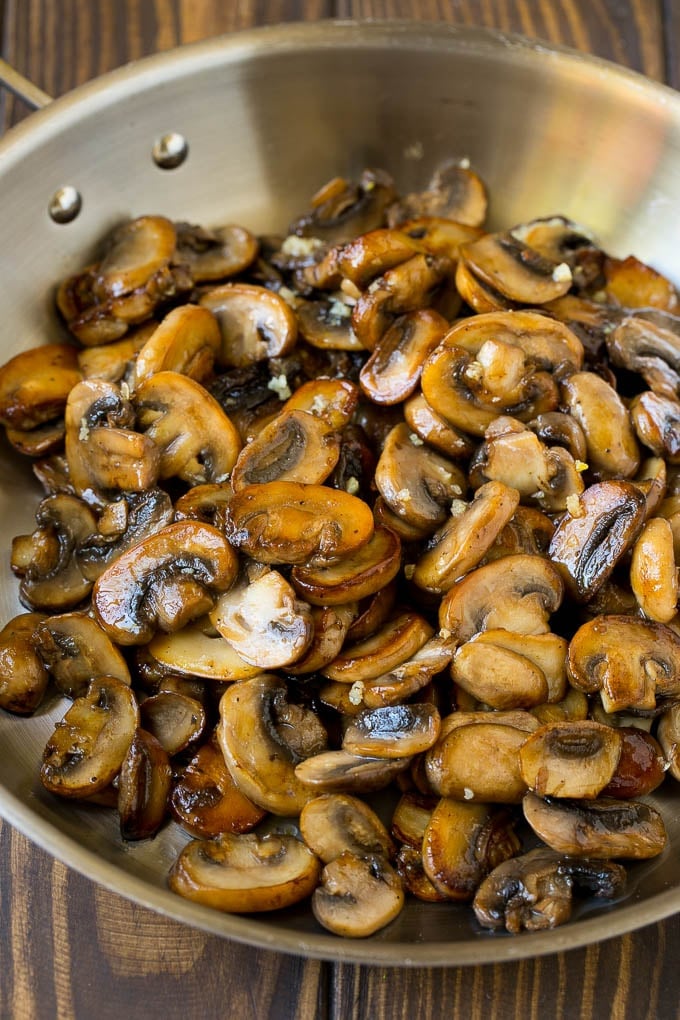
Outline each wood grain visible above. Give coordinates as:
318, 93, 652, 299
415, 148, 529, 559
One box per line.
0, 2, 679, 1019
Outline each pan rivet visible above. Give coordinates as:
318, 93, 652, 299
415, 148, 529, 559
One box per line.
152, 132, 189, 170
48, 186, 82, 224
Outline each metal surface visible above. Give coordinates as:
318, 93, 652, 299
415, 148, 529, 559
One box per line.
1, 20, 680, 966
0, 57, 52, 109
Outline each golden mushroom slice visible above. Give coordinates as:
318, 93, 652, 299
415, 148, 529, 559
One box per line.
438, 553, 563, 641
630, 391, 680, 463
567, 614, 680, 713
217, 675, 323, 815
5, 419, 65, 458
630, 517, 678, 622
603, 253, 679, 312
295, 750, 411, 793
519, 721, 622, 798
0, 612, 48, 715
230, 409, 340, 490
41, 676, 139, 797
602, 727, 665, 799
0, 343, 82, 431
413, 480, 520, 594
282, 378, 359, 431
169, 831, 321, 913
561, 371, 640, 479
463, 629, 568, 704
390, 161, 488, 228
36, 611, 131, 698
134, 371, 241, 486
93, 521, 238, 645
117, 728, 172, 840
76, 488, 175, 583
342, 704, 441, 759
422, 799, 521, 901
225, 481, 374, 566
321, 610, 434, 683
523, 792, 668, 860
77, 323, 156, 383
200, 282, 297, 366
287, 603, 359, 676
291, 525, 401, 606
289, 168, 397, 244
140, 691, 207, 757
210, 568, 313, 669
131, 305, 221, 387
452, 639, 550, 710
532, 687, 589, 726
93, 215, 177, 299
356, 631, 455, 709
403, 392, 477, 459
336, 227, 424, 287
312, 851, 404, 937
391, 791, 439, 847
607, 311, 680, 400
147, 620, 261, 682
174, 222, 259, 282
457, 231, 574, 305
359, 309, 449, 405
399, 216, 485, 260
295, 295, 364, 352
374, 422, 466, 532
299, 793, 395, 864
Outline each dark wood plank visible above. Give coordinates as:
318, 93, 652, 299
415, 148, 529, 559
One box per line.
663, 0, 680, 88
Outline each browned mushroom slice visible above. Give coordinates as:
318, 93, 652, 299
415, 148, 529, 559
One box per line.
36, 611, 130, 698
630, 391, 680, 464
93, 520, 238, 645
131, 305, 221, 387
65, 378, 160, 505
485, 505, 555, 561
607, 312, 680, 400
77, 323, 156, 383
282, 378, 359, 431
11, 494, 98, 611
289, 168, 397, 244
657, 704, 680, 782
603, 254, 679, 312
174, 222, 259, 282
312, 851, 404, 937
523, 792, 667, 859
200, 283, 297, 367
422, 799, 521, 901
210, 568, 313, 669
439, 553, 563, 641
519, 721, 622, 798
374, 422, 465, 531
290, 525, 401, 606
561, 371, 640, 479
295, 295, 363, 351
342, 704, 441, 759
351, 253, 454, 351
602, 727, 666, 799
510, 216, 598, 269
421, 341, 558, 438
147, 620, 261, 682
0, 612, 48, 714
170, 735, 266, 838
391, 791, 439, 847
322, 611, 434, 683
336, 228, 424, 288
140, 691, 206, 756
399, 217, 485, 261
345, 581, 397, 644
300, 793, 395, 864
41, 676, 139, 797
77, 488, 174, 582
390, 161, 488, 228
528, 411, 588, 464
468, 629, 568, 705
295, 750, 411, 793
134, 371, 241, 486
93, 215, 177, 299
458, 231, 573, 305
452, 640, 549, 710
549, 481, 647, 602
225, 481, 374, 566
217, 675, 321, 815
403, 392, 477, 459
413, 481, 520, 594
424, 712, 538, 803
0, 343, 82, 430
356, 632, 455, 709
630, 517, 678, 622
117, 728, 172, 840
531, 686, 589, 725
6, 419, 66, 458
169, 831, 321, 913
359, 309, 449, 406
286, 604, 358, 676
230, 410, 340, 491
469, 417, 584, 513
567, 614, 680, 713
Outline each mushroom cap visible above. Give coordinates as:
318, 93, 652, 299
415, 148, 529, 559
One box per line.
0, 612, 49, 715
200, 282, 298, 366
0, 343, 82, 430
312, 851, 404, 937
518, 721, 623, 799
36, 611, 131, 698
299, 793, 395, 864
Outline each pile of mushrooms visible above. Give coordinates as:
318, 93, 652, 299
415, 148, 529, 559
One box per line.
1, 160, 680, 939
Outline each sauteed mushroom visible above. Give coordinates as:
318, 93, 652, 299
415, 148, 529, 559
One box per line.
230, 409, 340, 490
289, 168, 397, 244
312, 852, 404, 937
561, 371, 640, 479
342, 704, 441, 759
518, 721, 622, 798
174, 221, 259, 281
200, 283, 297, 366
36, 611, 131, 698
457, 231, 574, 306
300, 793, 395, 864
0, 613, 48, 714
117, 728, 172, 840
390, 160, 488, 228
131, 305, 221, 387
0, 343, 81, 431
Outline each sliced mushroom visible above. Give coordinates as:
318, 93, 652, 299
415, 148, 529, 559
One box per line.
528, 410, 588, 462
510, 216, 598, 271
549, 481, 647, 602
77, 323, 156, 383
438, 553, 563, 641
354, 631, 455, 709
452, 639, 550, 710
403, 392, 477, 459
93, 521, 238, 645
335, 228, 424, 288
519, 721, 622, 798
321, 611, 434, 683
561, 371, 640, 479
457, 231, 573, 305
399, 216, 485, 260
174, 221, 259, 282
603, 254, 679, 312
312, 851, 404, 937
210, 568, 313, 669
0, 343, 81, 430
485, 505, 555, 561
131, 304, 221, 387
11, 494, 98, 611
395, 845, 449, 903
602, 727, 666, 798
461, 629, 568, 704
117, 728, 172, 840
0, 612, 48, 715
200, 283, 297, 367
230, 409, 340, 490
630, 391, 680, 463
77, 488, 175, 582
342, 704, 441, 759
523, 792, 668, 859
225, 481, 374, 566
657, 704, 680, 782
146, 620, 261, 682
289, 168, 397, 244
359, 309, 449, 405
94, 215, 177, 299
217, 675, 322, 815
391, 791, 439, 847
300, 793, 395, 864
389, 161, 488, 228
295, 750, 411, 794
36, 611, 130, 698
291, 525, 401, 606
607, 311, 680, 401
286, 603, 359, 676
5, 419, 65, 458
413, 481, 520, 594
422, 799, 521, 901
295, 295, 364, 351
630, 516, 678, 622
282, 377, 359, 430
139, 691, 206, 756
531, 686, 589, 725
567, 614, 680, 713
169, 831, 321, 913
41, 676, 139, 797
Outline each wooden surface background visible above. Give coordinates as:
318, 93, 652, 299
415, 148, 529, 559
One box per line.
2, 2, 680, 1018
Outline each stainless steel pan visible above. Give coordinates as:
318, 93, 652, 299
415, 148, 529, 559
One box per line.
1, 20, 680, 966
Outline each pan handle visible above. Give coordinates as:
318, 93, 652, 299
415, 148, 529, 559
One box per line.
0, 59, 52, 110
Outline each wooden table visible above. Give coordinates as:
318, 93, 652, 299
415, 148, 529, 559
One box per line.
1, 2, 680, 1018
